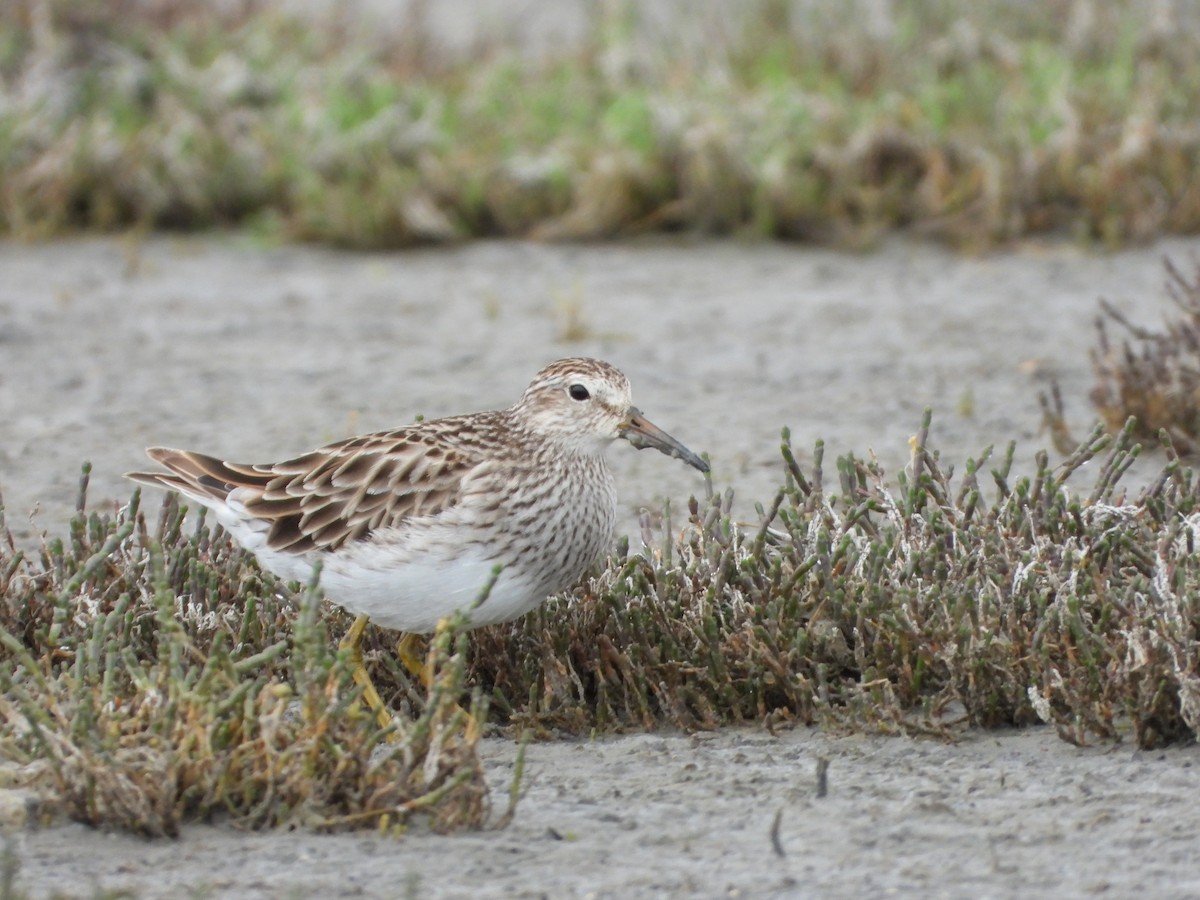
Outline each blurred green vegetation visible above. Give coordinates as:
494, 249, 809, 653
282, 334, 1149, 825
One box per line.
1, 0, 1198, 248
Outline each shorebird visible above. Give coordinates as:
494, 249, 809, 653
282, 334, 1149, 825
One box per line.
127, 357, 709, 725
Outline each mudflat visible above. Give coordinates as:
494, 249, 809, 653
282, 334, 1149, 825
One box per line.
3, 235, 1199, 897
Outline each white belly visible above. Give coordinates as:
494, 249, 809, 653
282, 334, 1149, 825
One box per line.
318, 545, 547, 633
238, 535, 549, 633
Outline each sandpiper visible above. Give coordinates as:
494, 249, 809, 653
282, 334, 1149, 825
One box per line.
128, 357, 709, 723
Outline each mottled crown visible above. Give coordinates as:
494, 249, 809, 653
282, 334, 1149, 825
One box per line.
521, 358, 629, 397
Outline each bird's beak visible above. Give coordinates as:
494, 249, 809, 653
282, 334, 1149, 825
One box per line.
618, 407, 709, 473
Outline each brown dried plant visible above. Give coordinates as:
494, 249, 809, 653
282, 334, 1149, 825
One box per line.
1091, 257, 1200, 454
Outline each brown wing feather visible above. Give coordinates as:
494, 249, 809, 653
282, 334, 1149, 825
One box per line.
130, 420, 491, 555
128, 447, 259, 502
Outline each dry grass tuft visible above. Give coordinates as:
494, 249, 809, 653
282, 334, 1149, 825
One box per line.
1092, 257, 1200, 454
0, 472, 490, 836
463, 415, 1200, 749
4, 414, 1200, 834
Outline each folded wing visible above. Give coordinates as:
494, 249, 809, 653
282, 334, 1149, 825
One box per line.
127, 428, 475, 554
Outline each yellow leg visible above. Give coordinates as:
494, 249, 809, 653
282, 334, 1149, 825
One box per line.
396, 632, 429, 685
338, 613, 393, 731
402, 622, 480, 741
340, 620, 480, 739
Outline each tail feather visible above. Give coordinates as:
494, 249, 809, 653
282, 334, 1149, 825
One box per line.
126, 447, 258, 505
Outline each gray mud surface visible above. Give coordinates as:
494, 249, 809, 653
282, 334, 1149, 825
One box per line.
3, 235, 1200, 897
11, 729, 1200, 899
3, 234, 1194, 541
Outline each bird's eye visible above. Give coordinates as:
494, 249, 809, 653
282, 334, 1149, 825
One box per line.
568, 384, 590, 401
